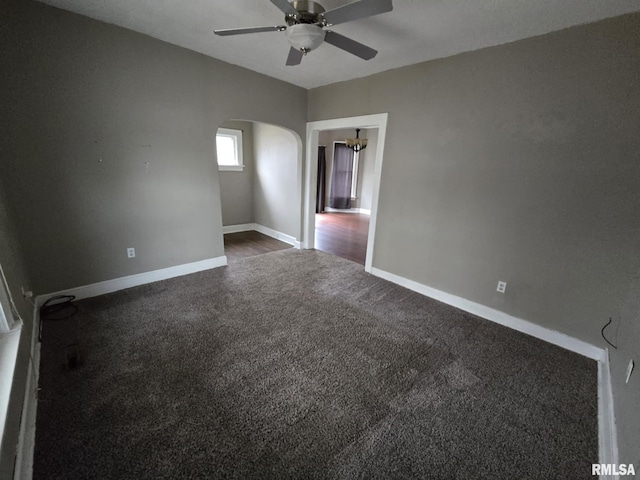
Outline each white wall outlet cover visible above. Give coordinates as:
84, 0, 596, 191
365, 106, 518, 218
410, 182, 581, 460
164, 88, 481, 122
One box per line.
626, 359, 634, 384
127, 247, 135, 258
496, 281, 507, 293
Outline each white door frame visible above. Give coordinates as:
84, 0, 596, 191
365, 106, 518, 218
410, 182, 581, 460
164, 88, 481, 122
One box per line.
303, 113, 389, 273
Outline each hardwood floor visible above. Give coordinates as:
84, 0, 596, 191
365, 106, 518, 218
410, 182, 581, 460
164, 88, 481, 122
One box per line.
224, 214, 369, 266
315, 213, 369, 265
224, 230, 291, 262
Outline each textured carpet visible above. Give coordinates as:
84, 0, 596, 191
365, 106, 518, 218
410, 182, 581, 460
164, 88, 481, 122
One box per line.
34, 249, 597, 479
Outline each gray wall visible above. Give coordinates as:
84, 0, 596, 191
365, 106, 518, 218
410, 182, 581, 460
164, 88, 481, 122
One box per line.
1, 0, 638, 470
0, 0, 307, 296
309, 13, 640, 464
219, 120, 301, 234
0, 0, 306, 473
253, 123, 300, 238
318, 128, 377, 211
219, 120, 255, 226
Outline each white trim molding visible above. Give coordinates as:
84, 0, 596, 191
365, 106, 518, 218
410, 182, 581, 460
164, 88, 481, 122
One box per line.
216, 127, 244, 171
0, 327, 21, 458
16, 256, 230, 479
371, 267, 602, 359
222, 224, 301, 249
36, 256, 227, 307
218, 165, 244, 172
253, 224, 301, 249
305, 113, 389, 273
223, 224, 255, 234
13, 258, 619, 479
13, 304, 39, 480
598, 349, 619, 479
369, 266, 617, 478
324, 208, 371, 215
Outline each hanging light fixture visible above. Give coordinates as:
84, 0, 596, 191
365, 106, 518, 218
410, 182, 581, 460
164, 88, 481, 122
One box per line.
285, 24, 325, 55
345, 128, 367, 152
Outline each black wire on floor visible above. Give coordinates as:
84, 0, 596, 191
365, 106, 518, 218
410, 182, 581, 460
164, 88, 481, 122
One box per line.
38, 295, 78, 342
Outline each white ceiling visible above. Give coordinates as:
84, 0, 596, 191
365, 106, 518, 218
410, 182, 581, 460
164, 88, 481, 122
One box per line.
37, 0, 640, 89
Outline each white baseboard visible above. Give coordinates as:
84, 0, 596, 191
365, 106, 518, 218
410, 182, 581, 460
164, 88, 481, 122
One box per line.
223, 224, 255, 234
253, 224, 301, 249
16, 259, 618, 480
36, 256, 227, 307
13, 304, 40, 480
324, 207, 371, 215
223, 223, 301, 249
370, 266, 616, 475
598, 349, 619, 479
17, 256, 227, 479
370, 267, 602, 360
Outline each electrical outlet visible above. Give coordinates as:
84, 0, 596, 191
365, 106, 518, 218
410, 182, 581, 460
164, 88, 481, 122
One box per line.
626, 360, 634, 384
127, 247, 135, 258
496, 281, 507, 293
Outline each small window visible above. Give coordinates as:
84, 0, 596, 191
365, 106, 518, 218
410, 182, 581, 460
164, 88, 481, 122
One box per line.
216, 128, 244, 171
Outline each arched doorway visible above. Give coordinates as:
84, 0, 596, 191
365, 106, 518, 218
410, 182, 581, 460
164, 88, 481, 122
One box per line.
215, 119, 303, 262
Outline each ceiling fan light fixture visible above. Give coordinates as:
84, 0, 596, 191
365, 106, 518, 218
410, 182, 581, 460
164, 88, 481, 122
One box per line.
346, 128, 367, 152
285, 23, 325, 53
215, 0, 393, 65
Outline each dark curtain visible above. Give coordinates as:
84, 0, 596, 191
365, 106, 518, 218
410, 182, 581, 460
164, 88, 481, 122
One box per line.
316, 146, 326, 213
329, 143, 353, 209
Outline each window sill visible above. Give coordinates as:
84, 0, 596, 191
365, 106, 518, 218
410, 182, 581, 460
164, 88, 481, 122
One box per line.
219, 165, 245, 172
0, 323, 22, 445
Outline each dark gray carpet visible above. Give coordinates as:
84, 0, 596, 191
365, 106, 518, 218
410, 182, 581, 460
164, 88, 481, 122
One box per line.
34, 249, 597, 479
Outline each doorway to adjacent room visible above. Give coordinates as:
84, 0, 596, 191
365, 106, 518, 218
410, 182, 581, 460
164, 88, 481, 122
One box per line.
304, 113, 388, 272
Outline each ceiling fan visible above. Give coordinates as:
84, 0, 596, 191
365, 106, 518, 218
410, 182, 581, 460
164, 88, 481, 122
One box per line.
214, 0, 393, 66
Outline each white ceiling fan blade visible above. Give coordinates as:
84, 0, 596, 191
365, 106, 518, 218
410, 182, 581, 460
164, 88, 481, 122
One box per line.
214, 26, 286, 36
286, 47, 304, 66
324, 31, 378, 60
320, 0, 393, 26
270, 0, 299, 15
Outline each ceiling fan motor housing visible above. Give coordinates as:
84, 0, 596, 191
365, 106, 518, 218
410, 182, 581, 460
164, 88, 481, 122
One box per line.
287, 1, 326, 25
